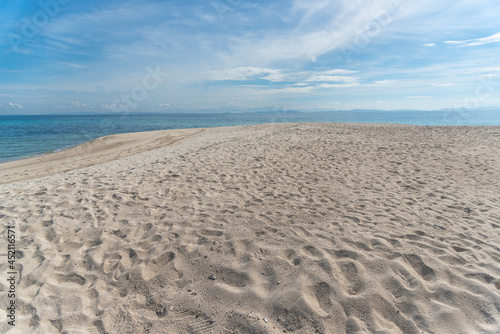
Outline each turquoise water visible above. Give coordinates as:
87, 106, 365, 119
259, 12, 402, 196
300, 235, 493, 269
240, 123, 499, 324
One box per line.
1, 110, 499, 163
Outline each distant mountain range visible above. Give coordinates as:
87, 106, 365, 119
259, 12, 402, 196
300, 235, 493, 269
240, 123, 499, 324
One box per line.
1, 107, 499, 116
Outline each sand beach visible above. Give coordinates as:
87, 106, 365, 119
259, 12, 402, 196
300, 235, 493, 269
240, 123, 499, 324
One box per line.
0, 123, 499, 333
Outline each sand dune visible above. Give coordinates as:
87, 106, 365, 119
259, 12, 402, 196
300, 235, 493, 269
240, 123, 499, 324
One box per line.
0, 123, 499, 333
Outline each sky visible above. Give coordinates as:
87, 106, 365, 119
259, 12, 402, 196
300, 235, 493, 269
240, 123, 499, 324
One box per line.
0, 0, 499, 114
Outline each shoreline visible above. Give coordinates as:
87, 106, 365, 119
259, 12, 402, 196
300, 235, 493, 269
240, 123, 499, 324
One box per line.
0, 127, 203, 185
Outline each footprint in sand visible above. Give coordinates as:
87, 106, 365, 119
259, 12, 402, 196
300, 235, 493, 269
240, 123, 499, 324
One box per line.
223, 313, 267, 333
103, 253, 122, 274
283, 249, 302, 266
313, 281, 333, 310
199, 229, 224, 237
218, 267, 251, 288
167, 308, 216, 333
404, 254, 436, 281
56, 272, 86, 286
60, 295, 83, 314
301, 245, 324, 260
339, 260, 366, 295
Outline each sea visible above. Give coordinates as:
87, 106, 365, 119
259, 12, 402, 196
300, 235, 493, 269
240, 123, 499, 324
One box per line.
1, 109, 499, 163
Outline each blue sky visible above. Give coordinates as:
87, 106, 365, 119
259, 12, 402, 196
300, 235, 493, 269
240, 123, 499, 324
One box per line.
1, 0, 499, 114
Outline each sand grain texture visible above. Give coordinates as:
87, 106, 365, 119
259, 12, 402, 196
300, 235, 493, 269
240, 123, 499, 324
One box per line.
0, 123, 499, 333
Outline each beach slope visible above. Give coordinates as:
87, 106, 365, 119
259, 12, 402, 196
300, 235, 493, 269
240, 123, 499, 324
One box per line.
0, 128, 202, 184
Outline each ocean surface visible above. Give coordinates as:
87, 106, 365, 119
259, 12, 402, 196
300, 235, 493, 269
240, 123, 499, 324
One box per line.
1, 109, 499, 163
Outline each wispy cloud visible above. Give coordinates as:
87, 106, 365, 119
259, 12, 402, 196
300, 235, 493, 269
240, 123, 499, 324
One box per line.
317, 82, 358, 88
430, 83, 458, 87
306, 75, 357, 83
208, 67, 281, 81
0, 102, 23, 110
445, 32, 500, 47
470, 67, 500, 73
272, 86, 316, 94
207, 67, 360, 93
58, 62, 86, 68
374, 80, 398, 86
208, 67, 359, 87
227, 0, 401, 63
51, 101, 93, 111
317, 69, 358, 75
102, 103, 128, 112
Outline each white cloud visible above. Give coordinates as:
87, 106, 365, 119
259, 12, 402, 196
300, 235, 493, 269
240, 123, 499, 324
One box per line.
423, 43, 436, 47
0, 102, 24, 109
376, 100, 384, 104
50, 102, 94, 111
58, 62, 85, 68
461, 67, 500, 78
430, 83, 458, 87
102, 103, 129, 112
208, 67, 281, 81
207, 67, 362, 94
230, 0, 401, 63
445, 32, 500, 47
317, 83, 358, 88
72, 101, 88, 108
208, 68, 359, 87
321, 69, 358, 75
261, 71, 307, 83
306, 75, 358, 83
405, 96, 430, 99
473, 67, 500, 73
271, 86, 316, 94
374, 79, 398, 86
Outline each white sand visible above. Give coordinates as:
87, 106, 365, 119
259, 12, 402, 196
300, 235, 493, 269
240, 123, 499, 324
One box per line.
0, 123, 499, 333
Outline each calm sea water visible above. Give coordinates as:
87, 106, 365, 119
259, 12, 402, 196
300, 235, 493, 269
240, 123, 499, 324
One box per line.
1, 110, 499, 163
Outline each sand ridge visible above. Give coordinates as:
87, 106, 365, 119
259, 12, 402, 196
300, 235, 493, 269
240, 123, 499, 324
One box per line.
0, 128, 203, 184
0, 123, 499, 333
